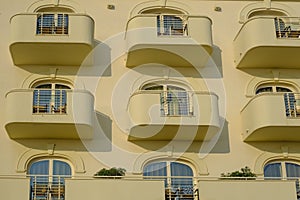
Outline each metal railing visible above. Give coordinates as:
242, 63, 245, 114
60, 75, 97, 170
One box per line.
284, 93, 300, 117
157, 15, 188, 36
275, 17, 300, 38
33, 89, 67, 114
143, 176, 197, 200
30, 175, 69, 200
160, 91, 193, 116
36, 13, 69, 35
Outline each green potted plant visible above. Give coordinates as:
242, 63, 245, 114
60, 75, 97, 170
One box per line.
221, 166, 256, 180
94, 167, 126, 179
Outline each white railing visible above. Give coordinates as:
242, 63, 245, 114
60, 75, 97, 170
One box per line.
284, 93, 300, 117
160, 90, 193, 116
33, 89, 68, 114
30, 175, 69, 200
143, 176, 197, 200
275, 17, 300, 38
36, 13, 68, 35
157, 15, 188, 36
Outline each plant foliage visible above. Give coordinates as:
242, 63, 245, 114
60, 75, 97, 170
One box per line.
221, 166, 256, 178
94, 167, 126, 176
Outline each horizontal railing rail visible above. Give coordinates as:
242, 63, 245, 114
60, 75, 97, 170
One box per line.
275, 17, 300, 39
36, 13, 69, 35
32, 89, 68, 114
29, 175, 71, 200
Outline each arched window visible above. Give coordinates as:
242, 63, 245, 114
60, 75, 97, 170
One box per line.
255, 84, 294, 94
143, 83, 191, 116
28, 158, 72, 200
143, 161, 194, 200
264, 161, 300, 199
33, 82, 71, 114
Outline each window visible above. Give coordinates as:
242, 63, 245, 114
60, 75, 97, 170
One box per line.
29, 159, 72, 200
143, 83, 192, 116
33, 83, 70, 114
255, 85, 292, 94
37, 13, 69, 35
143, 161, 194, 200
264, 161, 300, 199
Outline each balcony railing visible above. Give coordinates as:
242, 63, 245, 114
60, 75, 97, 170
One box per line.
30, 175, 70, 200
36, 13, 68, 35
160, 91, 193, 116
33, 89, 67, 114
143, 176, 198, 200
156, 15, 188, 36
284, 93, 300, 117
275, 17, 300, 39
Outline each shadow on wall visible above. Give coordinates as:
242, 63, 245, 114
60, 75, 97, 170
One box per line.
129, 119, 230, 154
13, 111, 113, 152
14, 40, 112, 77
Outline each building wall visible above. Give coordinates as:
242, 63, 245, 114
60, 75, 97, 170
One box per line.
2, 0, 300, 199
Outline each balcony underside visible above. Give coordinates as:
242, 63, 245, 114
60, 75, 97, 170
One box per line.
128, 124, 219, 141
244, 125, 300, 142
10, 42, 92, 66
126, 44, 212, 68
5, 122, 93, 139
236, 46, 300, 68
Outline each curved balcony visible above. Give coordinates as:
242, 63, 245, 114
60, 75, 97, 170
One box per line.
125, 15, 213, 68
5, 89, 94, 139
127, 91, 220, 141
234, 17, 300, 68
241, 93, 300, 141
9, 13, 94, 66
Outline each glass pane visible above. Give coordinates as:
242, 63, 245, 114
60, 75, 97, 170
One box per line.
256, 87, 273, 94
144, 85, 163, 90
29, 160, 49, 187
29, 160, 49, 175
264, 163, 282, 179
286, 163, 300, 178
170, 162, 193, 196
277, 87, 292, 92
143, 162, 167, 186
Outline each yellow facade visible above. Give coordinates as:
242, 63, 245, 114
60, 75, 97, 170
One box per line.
2, 0, 300, 199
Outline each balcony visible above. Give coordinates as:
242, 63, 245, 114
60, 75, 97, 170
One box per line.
198, 179, 297, 200
125, 14, 213, 68
0, 176, 297, 200
9, 13, 94, 66
5, 89, 94, 139
234, 17, 300, 68
241, 93, 300, 141
127, 91, 220, 141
